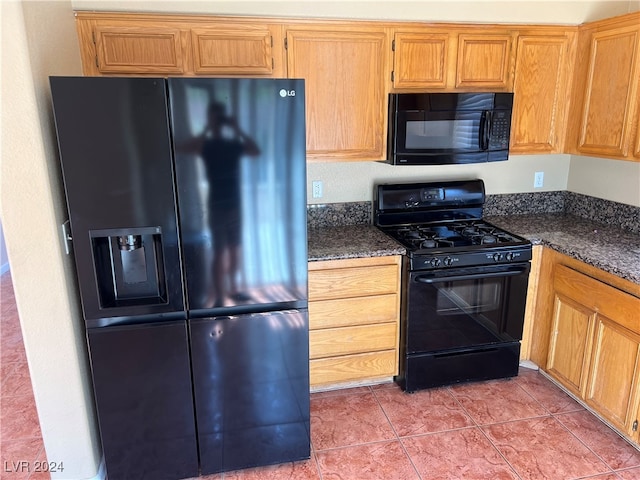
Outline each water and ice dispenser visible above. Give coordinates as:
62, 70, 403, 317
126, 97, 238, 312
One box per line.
90, 227, 167, 308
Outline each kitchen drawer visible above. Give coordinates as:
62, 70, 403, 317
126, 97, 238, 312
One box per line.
309, 294, 398, 329
308, 264, 400, 301
310, 350, 397, 387
309, 322, 397, 359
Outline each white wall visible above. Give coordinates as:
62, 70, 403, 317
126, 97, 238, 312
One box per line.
73, 0, 637, 24
1, 1, 102, 478
568, 156, 640, 206
307, 155, 571, 203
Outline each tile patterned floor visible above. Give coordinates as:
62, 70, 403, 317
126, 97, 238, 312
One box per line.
3, 270, 640, 480
1, 273, 48, 480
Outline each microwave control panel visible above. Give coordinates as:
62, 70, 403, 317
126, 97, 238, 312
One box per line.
489, 111, 511, 150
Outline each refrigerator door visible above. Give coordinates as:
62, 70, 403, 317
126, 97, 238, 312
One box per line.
189, 310, 310, 474
50, 77, 185, 323
168, 78, 307, 316
87, 321, 198, 480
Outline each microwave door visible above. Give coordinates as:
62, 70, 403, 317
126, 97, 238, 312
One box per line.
398, 111, 484, 154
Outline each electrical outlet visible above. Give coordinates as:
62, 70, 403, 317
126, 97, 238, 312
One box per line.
312, 180, 323, 198
534, 171, 544, 189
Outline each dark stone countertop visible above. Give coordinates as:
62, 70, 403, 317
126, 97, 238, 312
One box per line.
486, 213, 640, 286
308, 225, 405, 262
308, 214, 640, 286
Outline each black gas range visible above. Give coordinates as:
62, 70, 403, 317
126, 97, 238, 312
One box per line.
382, 219, 532, 270
375, 180, 532, 392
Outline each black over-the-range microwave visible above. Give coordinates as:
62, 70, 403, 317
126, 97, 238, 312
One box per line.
387, 92, 514, 165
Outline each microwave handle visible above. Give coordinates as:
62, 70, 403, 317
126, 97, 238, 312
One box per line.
480, 110, 492, 151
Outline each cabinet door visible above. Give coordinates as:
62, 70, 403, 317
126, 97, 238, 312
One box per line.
575, 24, 640, 157
392, 31, 452, 89
510, 32, 574, 153
456, 32, 514, 90
286, 27, 389, 161
190, 25, 281, 76
93, 23, 187, 75
546, 292, 595, 397
587, 318, 640, 436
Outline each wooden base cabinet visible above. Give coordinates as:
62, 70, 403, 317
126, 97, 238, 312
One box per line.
308, 256, 401, 390
537, 255, 640, 442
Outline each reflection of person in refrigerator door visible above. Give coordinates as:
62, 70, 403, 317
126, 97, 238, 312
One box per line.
179, 101, 260, 307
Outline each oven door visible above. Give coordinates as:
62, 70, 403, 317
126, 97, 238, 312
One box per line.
406, 262, 530, 354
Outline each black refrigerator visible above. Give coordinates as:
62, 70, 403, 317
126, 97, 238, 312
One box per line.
49, 77, 309, 479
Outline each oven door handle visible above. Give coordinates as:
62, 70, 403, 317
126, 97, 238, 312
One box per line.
414, 266, 529, 284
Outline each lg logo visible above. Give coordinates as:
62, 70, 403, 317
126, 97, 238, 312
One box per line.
279, 89, 296, 97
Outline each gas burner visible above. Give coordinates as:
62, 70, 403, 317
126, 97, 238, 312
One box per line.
421, 239, 438, 249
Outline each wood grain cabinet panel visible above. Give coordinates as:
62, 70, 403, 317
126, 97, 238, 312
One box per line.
546, 288, 595, 397
286, 26, 389, 161
578, 26, 639, 157
308, 264, 399, 301
540, 261, 640, 443
392, 31, 451, 89
309, 294, 398, 330
310, 351, 397, 387
93, 24, 186, 74
75, 13, 286, 77
510, 31, 575, 153
190, 26, 274, 75
566, 12, 640, 161
310, 323, 398, 359
587, 318, 640, 435
456, 32, 514, 90
308, 256, 401, 390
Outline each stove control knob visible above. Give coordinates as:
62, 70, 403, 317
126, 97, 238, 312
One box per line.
505, 252, 514, 261
443, 256, 453, 266
492, 253, 503, 262
430, 258, 441, 267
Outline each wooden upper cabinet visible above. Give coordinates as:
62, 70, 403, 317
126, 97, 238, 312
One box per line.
391, 27, 514, 91
190, 25, 280, 76
392, 31, 451, 89
75, 13, 285, 77
566, 13, 640, 160
91, 22, 187, 75
510, 30, 576, 154
456, 31, 515, 90
286, 26, 389, 161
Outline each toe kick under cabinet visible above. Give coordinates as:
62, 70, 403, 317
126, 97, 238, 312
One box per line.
308, 255, 402, 390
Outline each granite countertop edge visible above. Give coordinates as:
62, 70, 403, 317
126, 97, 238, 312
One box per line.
308, 214, 640, 286
307, 225, 405, 262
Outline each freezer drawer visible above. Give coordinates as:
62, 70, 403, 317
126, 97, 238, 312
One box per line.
87, 321, 198, 480
190, 310, 310, 474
